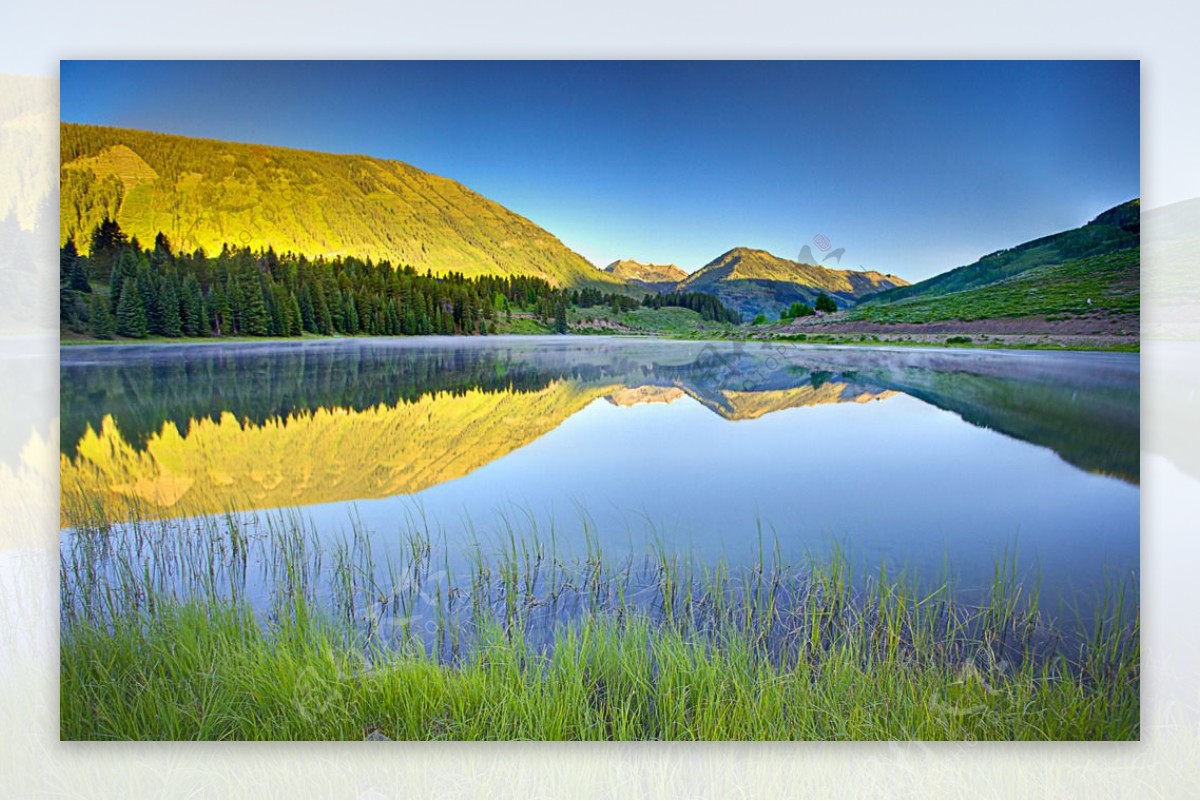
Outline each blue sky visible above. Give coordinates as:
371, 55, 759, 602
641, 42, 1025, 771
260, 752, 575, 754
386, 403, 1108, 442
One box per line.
60, 61, 1139, 281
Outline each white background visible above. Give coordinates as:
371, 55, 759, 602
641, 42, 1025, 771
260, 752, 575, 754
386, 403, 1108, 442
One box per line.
2, 1, 1198, 796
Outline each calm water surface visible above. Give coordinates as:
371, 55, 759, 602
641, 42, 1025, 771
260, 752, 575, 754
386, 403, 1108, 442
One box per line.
60, 336, 1139, 612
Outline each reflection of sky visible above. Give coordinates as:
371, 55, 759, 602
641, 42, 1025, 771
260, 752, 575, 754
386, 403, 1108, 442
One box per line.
303, 389, 1138, 608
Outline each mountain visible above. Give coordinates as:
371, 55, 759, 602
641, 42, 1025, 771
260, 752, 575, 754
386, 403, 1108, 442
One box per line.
61, 380, 617, 524
849, 199, 1140, 326
677, 247, 908, 318
59, 123, 625, 289
849, 248, 1139, 326
602, 259, 689, 292
860, 200, 1139, 307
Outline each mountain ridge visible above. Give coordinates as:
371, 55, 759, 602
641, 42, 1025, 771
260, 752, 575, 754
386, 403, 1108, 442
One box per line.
859, 199, 1139, 307
602, 259, 688, 291
677, 246, 908, 318
59, 122, 626, 289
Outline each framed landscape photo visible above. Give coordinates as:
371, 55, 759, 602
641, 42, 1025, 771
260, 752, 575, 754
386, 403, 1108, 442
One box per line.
58, 60, 1140, 741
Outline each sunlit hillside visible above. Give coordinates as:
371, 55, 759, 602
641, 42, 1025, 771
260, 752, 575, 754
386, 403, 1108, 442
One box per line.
59, 123, 626, 288
62, 377, 904, 525
61, 381, 616, 525
679, 247, 907, 317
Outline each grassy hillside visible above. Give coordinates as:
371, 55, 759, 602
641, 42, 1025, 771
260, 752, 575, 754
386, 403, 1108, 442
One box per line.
862, 200, 1139, 306
851, 249, 1139, 325
567, 304, 735, 337
60, 123, 625, 289
679, 247, 907, 318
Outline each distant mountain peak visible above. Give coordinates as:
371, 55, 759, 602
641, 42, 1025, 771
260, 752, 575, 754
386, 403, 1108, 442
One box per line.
677, 246, 908, 318
603, 259, 689, 286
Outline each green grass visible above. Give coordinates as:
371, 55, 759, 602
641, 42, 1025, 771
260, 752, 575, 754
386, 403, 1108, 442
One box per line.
853, 249, 1139, 324
569, 305, 735, 337
61, 595, 1137, 740
60, 509, 1139, 741
862, 201, 1138, 306
490, 316, 554, 335
730, 332, 1139, 352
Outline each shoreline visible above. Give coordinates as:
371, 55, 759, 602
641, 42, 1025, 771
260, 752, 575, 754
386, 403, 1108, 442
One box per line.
60, 511, 1140, 741
58, 329, 1141, 353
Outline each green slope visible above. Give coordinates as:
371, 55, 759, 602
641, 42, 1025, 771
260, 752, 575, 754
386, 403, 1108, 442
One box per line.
862, 199, 1139, 306
678, 247, 907, 318
851, 248, 1139, 324
59, 123, 625, 289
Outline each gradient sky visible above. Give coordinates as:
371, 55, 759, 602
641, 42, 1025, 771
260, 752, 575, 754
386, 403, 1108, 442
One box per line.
60, 60, 1139, 280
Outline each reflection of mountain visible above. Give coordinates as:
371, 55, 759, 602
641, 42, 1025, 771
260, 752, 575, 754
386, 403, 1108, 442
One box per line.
61, 380, 615, 524
701, 385, 897, 420
60, 341, 620, 457
605, 386, 685, 407
60, 340, 1139, 526
606, 381, 895, 419
741, 347, 1140, 483
627, 345, 1137, 481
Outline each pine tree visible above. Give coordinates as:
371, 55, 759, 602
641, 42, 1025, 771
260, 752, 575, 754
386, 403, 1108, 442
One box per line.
158, 276, 183, 337
240, 274, 269, 336
298, 286, 316, 333
152, 232, 174, 267
181, 276, 204, 336
90, 292, 115, 339
289, 292, 303, 336
136, 267, 162, 334
555, 299, 568, 334
115, 282, 148, 338
314, 285, 332, 335
89, 218, 128, 280
62, 241, 92, 293
209, 285, 231, 336
109, 249, 139, 314
345, 294, 360, 334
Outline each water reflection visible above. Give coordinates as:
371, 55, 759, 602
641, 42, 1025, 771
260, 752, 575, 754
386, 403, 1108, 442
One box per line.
60, 338, 1138, 526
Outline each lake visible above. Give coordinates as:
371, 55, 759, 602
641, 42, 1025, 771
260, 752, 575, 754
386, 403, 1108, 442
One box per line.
60, 336, 1139, 626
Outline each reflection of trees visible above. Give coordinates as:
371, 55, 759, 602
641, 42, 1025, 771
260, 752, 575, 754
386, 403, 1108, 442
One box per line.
60, 340, 1140, 526
61, 343, 616, 455
61, 378, 619, 524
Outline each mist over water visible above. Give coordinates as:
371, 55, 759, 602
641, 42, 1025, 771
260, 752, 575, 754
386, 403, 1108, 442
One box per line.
60, 337, 1139, 615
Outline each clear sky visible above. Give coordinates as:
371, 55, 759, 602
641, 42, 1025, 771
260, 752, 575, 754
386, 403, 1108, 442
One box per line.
60, 60, 1139, 281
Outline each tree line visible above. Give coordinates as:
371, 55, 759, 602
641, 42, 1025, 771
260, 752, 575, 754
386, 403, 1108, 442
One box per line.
640, 291, 742, 324
60, 219, 742, 340
61, 222, 563, 339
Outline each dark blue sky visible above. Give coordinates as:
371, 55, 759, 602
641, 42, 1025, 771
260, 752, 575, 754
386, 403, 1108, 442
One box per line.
61, 61, 1139, 280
